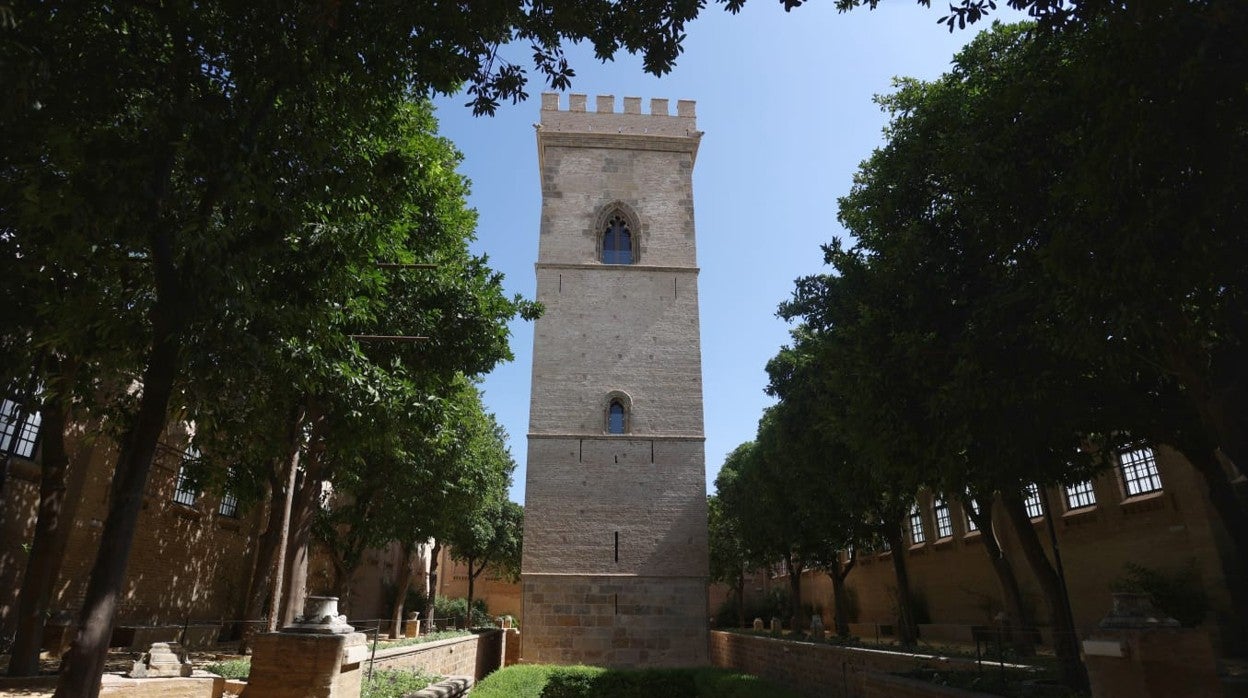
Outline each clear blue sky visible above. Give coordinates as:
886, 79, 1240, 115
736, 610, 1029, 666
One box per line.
431, 3, 1021, 504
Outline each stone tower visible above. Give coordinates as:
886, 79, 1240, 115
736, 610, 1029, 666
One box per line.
521, 93, 709, 667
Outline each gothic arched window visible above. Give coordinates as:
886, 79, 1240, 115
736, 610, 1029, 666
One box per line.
601, 214, 634, 265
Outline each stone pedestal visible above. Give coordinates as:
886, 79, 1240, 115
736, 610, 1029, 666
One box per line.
243, 631, 368, 698
243, 596, 368, 698
128, 641, 192, 678
405, 612, 420, 638
1083, 593, 1224, 698
752, 618, 764, 631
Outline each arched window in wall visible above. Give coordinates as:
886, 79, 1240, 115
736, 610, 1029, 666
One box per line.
601, 214, 634, 264
607, 400, 627, 434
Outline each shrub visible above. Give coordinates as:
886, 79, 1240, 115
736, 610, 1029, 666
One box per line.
362, 668, 438, 698
374, 629, 472, 650
472, 665, 800, 698
542, 667, 696, 698
471, 664, 556, 698
204, 658, 250, 680
1111, 560, 1209, 627
431, 595, 492, 628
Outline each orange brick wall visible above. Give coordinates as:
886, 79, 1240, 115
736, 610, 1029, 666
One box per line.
2, 422, 265, 636
434, 549, 522, 623
789, 446, 1242, 646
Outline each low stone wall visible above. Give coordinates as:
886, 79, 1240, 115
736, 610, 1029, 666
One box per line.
709, 631, 983, 698
369, 629, 504, 682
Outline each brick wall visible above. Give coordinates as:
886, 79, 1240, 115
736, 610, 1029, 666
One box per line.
370, 629, 504, 681
783, 445, 1242, 647
709, 630, 982, 698
1, 422, 264, 637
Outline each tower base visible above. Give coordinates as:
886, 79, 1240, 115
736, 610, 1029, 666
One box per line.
521, 573, 708, 667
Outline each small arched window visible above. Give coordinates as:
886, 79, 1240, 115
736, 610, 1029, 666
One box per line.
601, 214, 633, 265
607, 400, 627, 434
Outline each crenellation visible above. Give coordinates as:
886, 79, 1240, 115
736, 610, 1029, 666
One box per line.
537, 92, 698, 139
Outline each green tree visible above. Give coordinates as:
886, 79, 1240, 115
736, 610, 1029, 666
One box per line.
448, 498, 525, 616
764, 335, 881, 639
707, 495, 752, 629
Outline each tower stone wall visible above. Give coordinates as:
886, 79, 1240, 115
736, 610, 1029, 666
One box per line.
521, 93, 709, 667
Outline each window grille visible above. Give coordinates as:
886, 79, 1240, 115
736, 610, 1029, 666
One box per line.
0, 398, 42, 459
1064, 480, 1097, 510
172, 462, 198, 507
964, 495, 980, 532
218, 490, 240, 518
933, 498, 953, 538
1023, 483, 1045, 519
601, 215, 634, 264
908, 503, 926, 545
1119, 446, 1163, 496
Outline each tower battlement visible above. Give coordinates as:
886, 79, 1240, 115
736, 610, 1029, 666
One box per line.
539, 92, 697, 138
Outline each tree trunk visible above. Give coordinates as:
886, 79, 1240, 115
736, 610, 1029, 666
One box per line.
9, 397, 72, 676
1000, 490, 1087, 691
54, 299, 181, 698
1183, 444, 1248, 571
735, 568, 746, 630
1179, 444, 1248, 650
466, 557, 478, 615
784, 553, 803, 633
268, 403, 308, 633
280, 468, 315, 627
391, 542, 418, 639
826, 551, 855, 638
884, 523, 918, 647
423, 541, 442, 627
967, 495, 1033, 656
238, 463, 282, 649
278, 403, 326, 628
